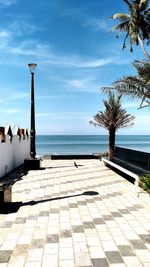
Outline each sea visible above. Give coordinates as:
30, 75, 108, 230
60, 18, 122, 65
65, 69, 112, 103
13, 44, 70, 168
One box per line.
36, 135, 150, 156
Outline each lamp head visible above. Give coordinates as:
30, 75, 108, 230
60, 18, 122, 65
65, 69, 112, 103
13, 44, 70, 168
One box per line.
28, 63, 37, 74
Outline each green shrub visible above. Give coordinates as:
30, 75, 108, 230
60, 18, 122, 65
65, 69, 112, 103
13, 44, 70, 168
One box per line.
99, 151, 108, 160
139, 174, 150, 194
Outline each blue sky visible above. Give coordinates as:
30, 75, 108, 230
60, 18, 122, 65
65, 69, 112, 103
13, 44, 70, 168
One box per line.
0, 0, 149, 135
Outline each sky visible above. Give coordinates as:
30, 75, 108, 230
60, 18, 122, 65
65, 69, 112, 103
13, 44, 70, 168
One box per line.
0, 0, 149, 135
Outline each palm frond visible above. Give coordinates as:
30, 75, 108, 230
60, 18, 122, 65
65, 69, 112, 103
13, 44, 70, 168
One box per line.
102, 59, 150, 108
138, 100, 150, 109
90, 92, 134, 132
139, 0, 149, 12
101, 86, 115, 94
111, 0, 150, 57
113, 77, 150, 107
129, 29, 138, 45
123, 0, 132, 10
114, 78, 149, 95
122, 32, 129, 49
132, 60, 150, 82
111, 13, 131, 20
111, 21, 130, 32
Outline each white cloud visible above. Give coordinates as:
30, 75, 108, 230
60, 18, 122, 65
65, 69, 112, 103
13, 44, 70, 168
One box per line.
60, 7, 111, 32
10, 92, 29, 100
0, 31, 9, 39
0, 90, 29, 103
67, 79, 88, 90
0, 0, 16, 6
8, 40, 51, 57
0, 30, 11, 48
36, 111, 90, 120
0, 23, 130, 70
66, 78, 100, 92
37, 125, 70, 135
41, 54, 114, 69
122, 101, 140, 109
36, 112, 51, 118
0, 31, 124, 69
135, 115, 150, 126
43, 53, 132, 69
36, 95, 64, 100
2, 91, 29, 101
1, 108, 21, 114
118, 114, 150, 135
83, 18, 111, 32
0, 24, 52, 58
9, 21, 42, 36
70, 58, 112, 68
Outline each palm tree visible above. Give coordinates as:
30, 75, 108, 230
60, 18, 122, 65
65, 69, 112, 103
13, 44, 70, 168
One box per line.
111, 0, 150, 60
102, 60, 150, 108
90, 92, 135, 161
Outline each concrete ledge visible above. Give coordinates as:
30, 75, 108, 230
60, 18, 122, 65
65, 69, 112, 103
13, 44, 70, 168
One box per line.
102, 157, 139, 183
51, 154, 99, 160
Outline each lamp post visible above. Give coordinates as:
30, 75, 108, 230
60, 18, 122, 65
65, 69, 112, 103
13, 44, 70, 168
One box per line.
28, 63, 37, 159
24, 63, 40, 171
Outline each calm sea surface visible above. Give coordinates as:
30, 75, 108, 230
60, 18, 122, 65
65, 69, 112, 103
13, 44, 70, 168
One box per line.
36, 135, 150, 156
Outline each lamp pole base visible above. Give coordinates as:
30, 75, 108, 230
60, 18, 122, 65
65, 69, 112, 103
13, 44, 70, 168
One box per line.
24, 157, 41, 171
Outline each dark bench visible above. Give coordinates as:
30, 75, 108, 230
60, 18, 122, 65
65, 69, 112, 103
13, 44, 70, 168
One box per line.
115, 146, 150, 171
102, 146, 150, 184
0, 165, 25, 203
0, 182, 12, 203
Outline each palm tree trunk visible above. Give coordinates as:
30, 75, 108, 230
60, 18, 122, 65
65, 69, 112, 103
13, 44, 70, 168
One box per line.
138, 35, 150, 61
109, 129, 116, 161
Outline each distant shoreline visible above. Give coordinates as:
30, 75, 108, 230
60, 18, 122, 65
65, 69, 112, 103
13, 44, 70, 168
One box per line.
36, 135, 150, 156
36, 134, 150, 136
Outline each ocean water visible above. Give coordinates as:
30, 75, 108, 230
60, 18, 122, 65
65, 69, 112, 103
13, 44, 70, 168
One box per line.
36, 135, 150, 156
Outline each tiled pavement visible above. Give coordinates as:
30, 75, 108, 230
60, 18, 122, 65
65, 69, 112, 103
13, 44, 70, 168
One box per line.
0, 159, 150, 267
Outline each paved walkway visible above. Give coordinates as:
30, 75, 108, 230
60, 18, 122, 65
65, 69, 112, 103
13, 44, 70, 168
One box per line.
0, 159, 150, 267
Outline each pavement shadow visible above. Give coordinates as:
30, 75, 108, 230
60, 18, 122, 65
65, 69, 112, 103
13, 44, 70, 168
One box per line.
40, 162, 84, 170
0, 191, 99, 214
0, 166, 28, 186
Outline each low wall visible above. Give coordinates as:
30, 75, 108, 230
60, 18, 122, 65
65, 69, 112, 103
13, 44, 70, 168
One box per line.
115, 146, 150, 171
51, 154, 99, 160
0, 135, 30, 178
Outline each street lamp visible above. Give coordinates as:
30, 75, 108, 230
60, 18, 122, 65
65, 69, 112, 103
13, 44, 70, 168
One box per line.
28, 63, 37, 159
24, 63, 40, 171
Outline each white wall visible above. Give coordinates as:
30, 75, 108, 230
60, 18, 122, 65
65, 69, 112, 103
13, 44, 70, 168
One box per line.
0, 135, 30, 177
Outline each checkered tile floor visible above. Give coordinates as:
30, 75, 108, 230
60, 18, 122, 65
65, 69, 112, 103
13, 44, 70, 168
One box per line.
0, 159, 150, 267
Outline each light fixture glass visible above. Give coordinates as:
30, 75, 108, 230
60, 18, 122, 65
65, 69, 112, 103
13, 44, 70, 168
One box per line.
28, 63, 37, 74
